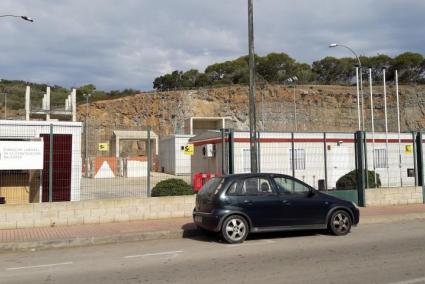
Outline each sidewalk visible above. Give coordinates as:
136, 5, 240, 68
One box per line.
1, 204, 425, 252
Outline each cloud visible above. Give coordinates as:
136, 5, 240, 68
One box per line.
1, 0, 424, 90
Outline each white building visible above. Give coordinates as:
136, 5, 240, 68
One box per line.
159, 134, 194, 176
0, 120, 83, 203
190, 131, 416, 189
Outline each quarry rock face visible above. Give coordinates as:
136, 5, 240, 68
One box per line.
76, 85, 425, 139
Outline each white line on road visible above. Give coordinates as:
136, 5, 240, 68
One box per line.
124, 250, 184, 259
228, 239, 275, 248
388, 276, 425, 284
5, 262, 73, 271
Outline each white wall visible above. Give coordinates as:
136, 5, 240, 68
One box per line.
0, 120, 83, 201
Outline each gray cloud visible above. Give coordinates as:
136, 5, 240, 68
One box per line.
1, 0, 424, 90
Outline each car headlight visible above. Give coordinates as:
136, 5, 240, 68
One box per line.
351, 201, 360, 209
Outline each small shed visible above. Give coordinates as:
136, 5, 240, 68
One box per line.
0, 120, 83, 203
159, 134, 194, 175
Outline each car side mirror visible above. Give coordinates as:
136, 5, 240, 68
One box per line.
307, 188, 316, 197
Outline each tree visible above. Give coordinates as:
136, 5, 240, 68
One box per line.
257, 52, 297, 83
312, 56, 356, 84
390, 52, 424, 83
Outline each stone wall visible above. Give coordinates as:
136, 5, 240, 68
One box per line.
365, 187, 424, 206
0, 196, 196, 229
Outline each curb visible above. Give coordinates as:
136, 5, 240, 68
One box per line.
0, 228, 202, 253
360, 212, 425, 225
1, 213, 425, 253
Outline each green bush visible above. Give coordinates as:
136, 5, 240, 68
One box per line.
151, 178, 193, 197
336, 170, 381, 190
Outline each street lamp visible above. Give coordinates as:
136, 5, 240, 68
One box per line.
0, 14, 34, 22
83, 93, 92, 177
329, 43, 364, 131
1, 14, 33, 120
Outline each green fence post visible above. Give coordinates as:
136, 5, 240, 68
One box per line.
147, 126, 152, 197
49, 124, 53, 202
355, 131, 366, 207
416, 132, 425, 203
228, 129, 234, 174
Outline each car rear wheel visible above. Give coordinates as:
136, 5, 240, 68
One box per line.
221, 215, 248, 244
328, 210, 352, 236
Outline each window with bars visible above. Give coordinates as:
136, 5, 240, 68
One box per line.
289, 149, 306, 170
374, 148, 388, 169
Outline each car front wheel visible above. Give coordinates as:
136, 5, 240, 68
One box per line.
328, 210, 352, 236
221, 215, 248, 244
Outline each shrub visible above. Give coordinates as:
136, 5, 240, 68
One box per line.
151, 178, 193, 197
336, 170, 381, 190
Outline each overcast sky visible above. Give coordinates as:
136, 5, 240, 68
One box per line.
1, 0, 424, 91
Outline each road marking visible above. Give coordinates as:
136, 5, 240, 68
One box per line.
228, 239, 275, 248
388, 277, 425, 284
5, 262, 73, 271
124, 250, 184, 259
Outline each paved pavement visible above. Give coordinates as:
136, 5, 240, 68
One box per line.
0, 219, 424, 284
1, 204, 425, 252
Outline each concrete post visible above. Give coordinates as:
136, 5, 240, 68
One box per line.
71, 89, 77, 122
46, 87, 51, 120
25, 86, 30, 121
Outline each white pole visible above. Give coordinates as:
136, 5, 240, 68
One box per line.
71, 88, 77, 122
25, 86, 30, 121
383, 68, 389, 187
46, 86, 51, 120
369, 68, 377, 187
355, 67, 361, 130
396, 70, 402, 186
360, 67, 365, 130
293, 85, 297, 131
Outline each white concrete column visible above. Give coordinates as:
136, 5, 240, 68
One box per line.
46, 86, 51, 120
25, 86, 30, 121
71, 88, 77, 122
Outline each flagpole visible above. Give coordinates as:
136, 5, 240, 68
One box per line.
369, 68, 377, 187
395, 70, 402, 186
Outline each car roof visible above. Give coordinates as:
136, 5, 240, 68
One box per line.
221, 173, 292, 179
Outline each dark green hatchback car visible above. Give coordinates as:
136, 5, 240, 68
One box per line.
193, 173, 360, 243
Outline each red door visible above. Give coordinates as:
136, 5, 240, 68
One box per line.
41, 134, 72, 202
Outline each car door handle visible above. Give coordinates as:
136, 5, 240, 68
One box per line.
281, 200, 291, 205
243, 200, 253, 205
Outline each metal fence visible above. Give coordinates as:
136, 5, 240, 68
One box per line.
191, 130, 419, 190
0, 118, 422, 205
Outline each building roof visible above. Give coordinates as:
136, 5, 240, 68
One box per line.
113, 130, 158, 139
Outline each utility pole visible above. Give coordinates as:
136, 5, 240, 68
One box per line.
248, 0, 258, 173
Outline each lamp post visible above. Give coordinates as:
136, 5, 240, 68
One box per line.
83, 93, 92, 177
1, 14, 33, 120
329, 43, 364, 131
0, 14, 34, 22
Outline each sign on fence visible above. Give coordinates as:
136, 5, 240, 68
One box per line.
0, 141, 44, 170
98, 143, 109, 152
183, 144, 194, 156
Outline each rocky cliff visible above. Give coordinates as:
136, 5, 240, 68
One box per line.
77, 84, 425, 137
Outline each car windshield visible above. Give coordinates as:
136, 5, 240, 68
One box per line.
198, 177, 223, 198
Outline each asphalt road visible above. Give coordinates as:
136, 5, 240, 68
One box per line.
0, 220, 424, 284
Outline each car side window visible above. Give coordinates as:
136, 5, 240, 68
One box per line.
241, 177, 276, 196
226, 180, 243, 196
273, 177, 311, 196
